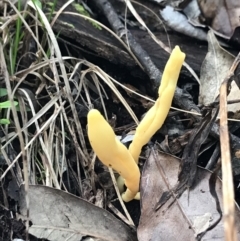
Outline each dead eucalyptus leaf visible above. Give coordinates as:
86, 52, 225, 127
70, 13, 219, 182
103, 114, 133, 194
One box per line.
137, 150, 240, 241
19, 185, 137, 241
199, 30, 240, 112
198, 0, 240, 39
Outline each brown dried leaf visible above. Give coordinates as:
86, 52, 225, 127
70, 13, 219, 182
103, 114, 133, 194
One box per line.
199, 30, 240, 112
19, 185, 137, 241
137, 150, 240, 241
198, 0, 240, 38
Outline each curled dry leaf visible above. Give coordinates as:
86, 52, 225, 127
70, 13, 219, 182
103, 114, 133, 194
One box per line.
137, 150, 240, 241
199, 30, 240, 112
19, 185, 137, 241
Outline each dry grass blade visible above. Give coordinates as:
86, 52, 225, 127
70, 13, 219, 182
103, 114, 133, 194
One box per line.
7, 0, 48, 59
76, 62, 137, 222
93, 67, 139, 123
50, 0, 75, 26
57, 11, 144, 69
1, 96, 59, 149
0, 107, 63, 182
28, 2, 90, 168
0, 42, 30, 239
108, 168, 134, 226
124, 0, 200, 83
219, 52, 240, 241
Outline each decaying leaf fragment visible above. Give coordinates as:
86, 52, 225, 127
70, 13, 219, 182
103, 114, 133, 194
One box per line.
198, 0, 240, 39
199, 30, 240, 112
19, 185, 137, 241
153, 108, 218, 212
137, 149, 240, 241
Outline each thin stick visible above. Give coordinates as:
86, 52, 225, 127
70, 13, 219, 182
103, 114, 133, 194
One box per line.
219, 52, 240, 241
108, 168, 135, 226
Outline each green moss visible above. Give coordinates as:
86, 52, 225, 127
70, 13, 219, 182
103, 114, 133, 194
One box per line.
72, 3, 89, 15
72, 3, 101, 30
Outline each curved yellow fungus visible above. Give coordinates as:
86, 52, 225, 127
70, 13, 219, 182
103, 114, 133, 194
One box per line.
87, 109, 140, 202
117, 175, 140, 201
129, 45, 186, 163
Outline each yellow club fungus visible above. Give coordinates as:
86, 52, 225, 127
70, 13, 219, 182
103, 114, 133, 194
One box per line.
87, 45, 185, 202
87, 109, 140, 202
129, 45, 186, 163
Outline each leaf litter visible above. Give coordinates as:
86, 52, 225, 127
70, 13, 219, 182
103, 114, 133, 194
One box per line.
19, 185, 137, 241
199, 30, 240, 113
138, 149, 240, 241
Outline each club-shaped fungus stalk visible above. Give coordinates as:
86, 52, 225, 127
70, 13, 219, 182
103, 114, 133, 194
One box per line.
87, 109, 140, 202
129, 45, 186, 163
